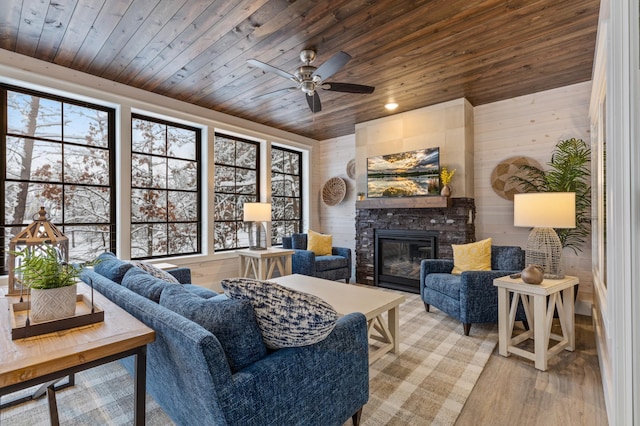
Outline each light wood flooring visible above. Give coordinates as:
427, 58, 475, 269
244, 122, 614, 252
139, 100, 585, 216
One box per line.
456, 315, 608, 425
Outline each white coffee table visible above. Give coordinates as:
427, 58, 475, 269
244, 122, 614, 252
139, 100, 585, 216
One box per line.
270, 274, 406, 363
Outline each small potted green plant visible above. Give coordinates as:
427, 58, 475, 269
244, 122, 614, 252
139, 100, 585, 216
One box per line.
13, 243, 84, 323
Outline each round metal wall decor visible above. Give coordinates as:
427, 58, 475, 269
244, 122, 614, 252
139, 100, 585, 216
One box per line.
490, 156, 543, 201
322, 177, 347, 206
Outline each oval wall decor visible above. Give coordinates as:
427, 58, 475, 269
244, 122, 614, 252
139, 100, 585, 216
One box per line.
346, 159, 356, 180
490, 156, 543, 201
322, 177, 347, 206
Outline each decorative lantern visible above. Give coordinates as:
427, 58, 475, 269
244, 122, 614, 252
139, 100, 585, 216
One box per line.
7, 206, 69, 297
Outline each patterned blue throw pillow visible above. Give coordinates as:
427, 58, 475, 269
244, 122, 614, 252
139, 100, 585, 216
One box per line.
221, 277, 338, 350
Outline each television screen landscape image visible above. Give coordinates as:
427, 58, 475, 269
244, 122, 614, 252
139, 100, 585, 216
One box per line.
367, 148, 440, 198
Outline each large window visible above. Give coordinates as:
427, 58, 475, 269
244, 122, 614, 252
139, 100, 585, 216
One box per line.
1, 86, 115, 270
214, 133, 259, 250
271, 146, 302, 244
131, 115, 201, 259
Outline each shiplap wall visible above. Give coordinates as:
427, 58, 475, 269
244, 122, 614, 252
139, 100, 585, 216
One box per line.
315, 82, 594, 311
474, 81, 593, 310
315, 135, 357, 281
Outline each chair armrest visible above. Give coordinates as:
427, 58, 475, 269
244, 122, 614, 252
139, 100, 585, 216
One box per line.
167, 267, 191, 284
459, 270, 525, 323
227, 313, 369, 424
332, 246, 352, 270
291, 249, 316, 276
420, 259, 454, 277
460, 270, 518, 291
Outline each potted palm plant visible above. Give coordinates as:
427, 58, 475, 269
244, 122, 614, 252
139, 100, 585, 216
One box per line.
13, 243, 84, 323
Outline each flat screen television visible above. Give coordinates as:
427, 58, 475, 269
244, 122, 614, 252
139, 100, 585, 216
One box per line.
367, 147, 440, 198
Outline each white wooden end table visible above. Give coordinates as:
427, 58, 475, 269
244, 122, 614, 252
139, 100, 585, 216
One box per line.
237, 247, 295, 280
493, 275, 578, 371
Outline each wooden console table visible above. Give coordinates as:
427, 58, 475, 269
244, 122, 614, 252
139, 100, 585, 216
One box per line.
494, 275, 577, 371
237, 247, 295, 280
0, 283, 155, 425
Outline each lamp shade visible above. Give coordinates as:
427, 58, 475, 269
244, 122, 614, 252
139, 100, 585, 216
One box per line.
513, 192, 576, 229
243, 202, 272, 222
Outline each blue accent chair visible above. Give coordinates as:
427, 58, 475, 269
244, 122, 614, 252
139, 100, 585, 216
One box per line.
282, 233, 352, 282
420, 245, 528, 336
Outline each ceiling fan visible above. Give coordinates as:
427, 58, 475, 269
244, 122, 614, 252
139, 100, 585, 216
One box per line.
247, 49, 375, 113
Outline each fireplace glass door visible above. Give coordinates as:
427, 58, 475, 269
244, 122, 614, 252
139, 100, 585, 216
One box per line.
375, 230, 437, 293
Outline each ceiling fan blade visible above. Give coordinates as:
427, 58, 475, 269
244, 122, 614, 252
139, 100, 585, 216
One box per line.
247, 59, 296, 81
251, 87, 297, 101
322, 82, 375, 94
306, 92, 321, 113
312, 51, 351, 81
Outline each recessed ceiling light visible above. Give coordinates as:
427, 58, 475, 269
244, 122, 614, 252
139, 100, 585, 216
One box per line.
385, 102, 398, 111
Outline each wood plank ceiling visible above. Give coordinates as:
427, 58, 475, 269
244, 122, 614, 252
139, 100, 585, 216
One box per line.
0, 0, 600, 141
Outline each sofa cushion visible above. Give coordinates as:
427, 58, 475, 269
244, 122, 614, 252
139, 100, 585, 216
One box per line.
315, 255, 349, 271
160, 285, 267, 373
121, 267, 175, 302
451, 238, 492, 275
307, 229, 332, 256
130, 260, 180, 284
94, 252, 134, 284
492, 246, 524, 270
423, 273, 461, 300
221, 278, 338, 350
182, 284, 219, 299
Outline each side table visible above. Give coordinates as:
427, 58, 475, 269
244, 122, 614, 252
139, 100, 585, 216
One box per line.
237, 247, 295, 280
0, 282, 155, 425
493, 275, 578, 371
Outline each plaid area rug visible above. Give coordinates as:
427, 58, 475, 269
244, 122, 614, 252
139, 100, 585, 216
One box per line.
357, 293, 498, 425
0, 293, 497, 426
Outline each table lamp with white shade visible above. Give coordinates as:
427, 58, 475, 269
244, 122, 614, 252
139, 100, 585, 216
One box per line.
243, 202, 271, 250
513, 192, 576, 279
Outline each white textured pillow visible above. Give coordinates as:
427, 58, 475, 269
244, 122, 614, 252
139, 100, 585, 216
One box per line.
130, 261, 180, 284
221, 278, 338, 349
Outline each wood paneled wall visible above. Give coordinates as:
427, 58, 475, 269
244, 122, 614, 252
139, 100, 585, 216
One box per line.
315, 135, 357, 281
474, 81, 593, 312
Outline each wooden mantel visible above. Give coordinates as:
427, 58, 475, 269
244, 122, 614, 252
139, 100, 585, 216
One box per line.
356, 196, 452, 209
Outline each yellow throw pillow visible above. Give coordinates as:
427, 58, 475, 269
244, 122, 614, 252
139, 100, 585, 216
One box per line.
451, 238, 492, 275
307, 230, 333, 256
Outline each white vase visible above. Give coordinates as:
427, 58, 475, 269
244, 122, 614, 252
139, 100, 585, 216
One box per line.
30, 284, 77, 323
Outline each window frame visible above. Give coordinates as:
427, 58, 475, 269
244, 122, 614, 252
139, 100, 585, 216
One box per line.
213, 132, 260, 251
270, 145, 303, 245
130, 113, 202, 260
1, 84, 116, 270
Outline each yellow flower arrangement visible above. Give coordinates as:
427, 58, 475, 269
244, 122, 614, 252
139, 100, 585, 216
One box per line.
440, 167, 456, 185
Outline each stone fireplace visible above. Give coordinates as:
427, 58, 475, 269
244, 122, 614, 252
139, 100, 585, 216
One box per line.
355, 198, 476, 292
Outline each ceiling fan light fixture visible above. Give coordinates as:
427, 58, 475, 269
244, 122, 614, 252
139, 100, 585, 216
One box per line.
385, 102, 399, 111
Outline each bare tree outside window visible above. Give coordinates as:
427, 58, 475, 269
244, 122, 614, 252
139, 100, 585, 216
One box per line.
214, 134, 259, 250
271, 147, 302, 244
1, 86, 115, 270
130, 115, 200, 259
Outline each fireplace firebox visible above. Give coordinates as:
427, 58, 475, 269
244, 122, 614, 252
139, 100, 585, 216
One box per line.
374, 229, 438, 293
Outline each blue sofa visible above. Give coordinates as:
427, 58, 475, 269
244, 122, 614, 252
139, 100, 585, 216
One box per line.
420, 245, 527, 336
81, 253, 369, 425
282, 233, 351, 282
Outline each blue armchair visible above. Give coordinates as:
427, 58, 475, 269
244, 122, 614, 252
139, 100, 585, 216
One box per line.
420, 245, 528, 336
282, 233, 352, 282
